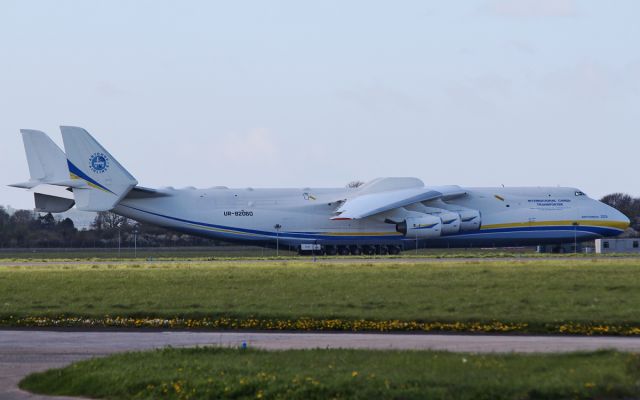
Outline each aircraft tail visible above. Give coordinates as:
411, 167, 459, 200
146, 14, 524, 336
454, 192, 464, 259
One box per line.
10, 130, 70, 189
61, 126, 138, 211
9, 130, 77, 213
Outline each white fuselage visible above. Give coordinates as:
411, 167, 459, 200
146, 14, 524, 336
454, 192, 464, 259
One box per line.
13, 128, 628, 251
113, 185, 629, 249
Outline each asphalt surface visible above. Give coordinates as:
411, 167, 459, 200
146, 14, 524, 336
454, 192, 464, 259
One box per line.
2, 256, 639, 267
0, 257, 507, 267
4, 330, 640, 399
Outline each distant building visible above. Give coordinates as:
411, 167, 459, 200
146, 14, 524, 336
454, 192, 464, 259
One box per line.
595, 238, 640, 254
536, 243, 584, 253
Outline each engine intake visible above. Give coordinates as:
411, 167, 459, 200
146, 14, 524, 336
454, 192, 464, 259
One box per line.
396, 215, 442, 238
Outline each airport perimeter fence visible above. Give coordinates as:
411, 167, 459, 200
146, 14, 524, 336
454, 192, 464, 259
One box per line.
0, 245, 296, 259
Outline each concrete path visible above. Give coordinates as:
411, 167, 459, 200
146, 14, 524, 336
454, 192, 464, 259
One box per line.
4, 329, 640, 399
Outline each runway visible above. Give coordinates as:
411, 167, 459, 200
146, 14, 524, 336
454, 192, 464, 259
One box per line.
4, 330, 640, 399
0, 257, 514, 267
2, 256, 639, 268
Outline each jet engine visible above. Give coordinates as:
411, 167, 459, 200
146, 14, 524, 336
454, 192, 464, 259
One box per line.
396, 215, 442, 238
438, 211, 461, 235
459, 209, 481, 231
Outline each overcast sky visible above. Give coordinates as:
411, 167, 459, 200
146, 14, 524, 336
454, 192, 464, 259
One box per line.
1, 0, 638, 209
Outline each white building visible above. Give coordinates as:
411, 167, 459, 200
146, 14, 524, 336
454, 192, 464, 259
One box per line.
595, 238, 640, 254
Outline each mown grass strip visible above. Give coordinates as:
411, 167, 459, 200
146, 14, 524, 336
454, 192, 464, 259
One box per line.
2, 259, 640, 333
20, 348, 640, 400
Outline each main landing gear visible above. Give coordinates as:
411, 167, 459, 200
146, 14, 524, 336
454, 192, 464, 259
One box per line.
297, 245, 402, 256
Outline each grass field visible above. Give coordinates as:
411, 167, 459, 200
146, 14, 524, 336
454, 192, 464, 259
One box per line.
0, 245, 585, 261
19, 348, 640, 399
2, 259, 640, 333
0, 246, 296, 260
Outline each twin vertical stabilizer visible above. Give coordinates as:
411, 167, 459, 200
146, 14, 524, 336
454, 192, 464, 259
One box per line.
9, 130, 69, 189
60, 126, 137, 211
11, 126, 138, 212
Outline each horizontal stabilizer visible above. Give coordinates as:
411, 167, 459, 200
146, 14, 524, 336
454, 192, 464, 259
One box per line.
9, 181, 40, 189
49, 180, 88, 188
34, 193, 75, 213
125, 186, 171, 199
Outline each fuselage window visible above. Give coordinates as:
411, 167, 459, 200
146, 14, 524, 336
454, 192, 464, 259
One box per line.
575, 191, 586, 196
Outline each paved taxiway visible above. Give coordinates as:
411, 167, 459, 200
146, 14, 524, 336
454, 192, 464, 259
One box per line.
2, 256, 640, 268
0, 257, 507, 267
4, 330, 640, 399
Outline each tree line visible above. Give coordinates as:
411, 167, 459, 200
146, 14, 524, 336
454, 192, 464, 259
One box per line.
0, 192, 638, 248
0, 207, 215, 248
600, 193, 640, 232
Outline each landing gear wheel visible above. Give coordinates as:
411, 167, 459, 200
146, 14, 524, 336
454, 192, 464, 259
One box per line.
350, 246, 362, 256
388, 246, 401, 255
377, 246, 389, 255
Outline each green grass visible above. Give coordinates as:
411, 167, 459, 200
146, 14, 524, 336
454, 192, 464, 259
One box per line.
19, 348, 640, 399
1, 259, 640, 330
8, 245, 626, 261
3, 250, 638, 264
0, 246, 297, 260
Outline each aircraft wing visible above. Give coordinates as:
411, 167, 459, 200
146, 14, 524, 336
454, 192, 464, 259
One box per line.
332, 185, 467, 220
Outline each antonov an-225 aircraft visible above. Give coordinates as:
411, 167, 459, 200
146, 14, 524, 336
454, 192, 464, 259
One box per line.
11, 127, 629, 255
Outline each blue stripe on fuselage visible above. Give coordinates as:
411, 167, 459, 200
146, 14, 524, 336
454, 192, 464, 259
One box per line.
120, 205, 399, 240
119, 204, 622, 242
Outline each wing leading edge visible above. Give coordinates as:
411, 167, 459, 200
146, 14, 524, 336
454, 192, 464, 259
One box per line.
332, 180, 467, 220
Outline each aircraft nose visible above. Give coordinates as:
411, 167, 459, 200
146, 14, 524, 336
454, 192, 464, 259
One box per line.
618, 211, 631, 229
608, 205, 630, 230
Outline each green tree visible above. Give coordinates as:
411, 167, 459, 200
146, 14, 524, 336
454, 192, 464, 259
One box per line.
91, 211, 129, 231
600, 193, 640, 231
0, 206, 10, 247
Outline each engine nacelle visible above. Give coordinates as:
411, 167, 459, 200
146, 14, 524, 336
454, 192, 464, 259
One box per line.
459, 209, 481, 231
396, 215, 442, 239
439, 211, 461, 235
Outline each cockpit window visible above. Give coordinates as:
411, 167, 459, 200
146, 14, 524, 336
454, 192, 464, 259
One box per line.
575, 191, 586, 196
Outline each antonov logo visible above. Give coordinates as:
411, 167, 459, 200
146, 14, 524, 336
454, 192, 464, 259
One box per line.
89, 152, 109, 173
